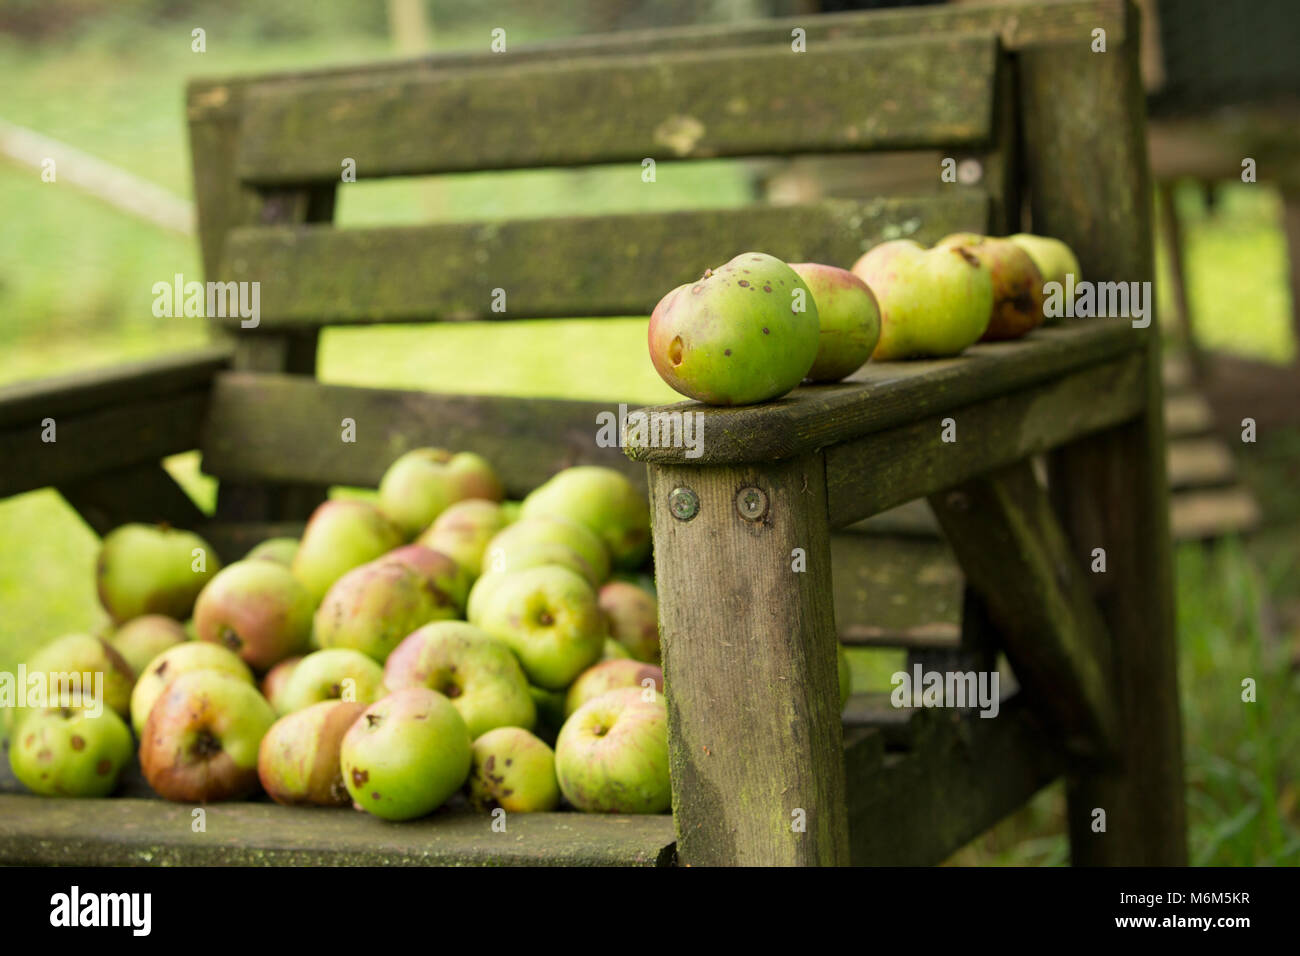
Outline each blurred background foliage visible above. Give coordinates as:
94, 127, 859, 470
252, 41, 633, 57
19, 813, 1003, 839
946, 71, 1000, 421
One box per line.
0, 0, 1296, 865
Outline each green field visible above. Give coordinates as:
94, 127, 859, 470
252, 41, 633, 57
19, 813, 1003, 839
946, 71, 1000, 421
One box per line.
1, 10, 1297, 865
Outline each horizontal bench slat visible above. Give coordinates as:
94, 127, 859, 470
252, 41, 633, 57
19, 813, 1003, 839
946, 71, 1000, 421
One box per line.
201, 374, 644, 496
626, 321, 1143, 465
218, 195, 988, 327
826, 350, 1147, 527
236, 35, 997, 183
0, 794, 675, 866
0, 345, 230, 429
187, 1, 1122, 104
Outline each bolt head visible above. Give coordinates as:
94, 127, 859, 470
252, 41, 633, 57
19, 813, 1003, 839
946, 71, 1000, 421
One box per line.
668, 487, 699, 522
736, 486, 768, 521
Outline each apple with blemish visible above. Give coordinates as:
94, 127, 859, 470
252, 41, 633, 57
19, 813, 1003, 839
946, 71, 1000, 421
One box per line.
21, 633, 135, 720
130, 641, 253, 736
417, 499, 510, 578
340, 687, 472, 821
278, 648, 387, 713
789, 262, 881, 381
565, 659, 664, 717
291, 500, 404, 603
257, 700, 366, 806
648, 251, 821, 406
139, 670, 277, 802
193, 560, 314, 671
598, 581, 660, 663
1009, 233, 1082, 324
466, 727, 560, 813
9, 706, 134, 797
245, 536, 299, 567
472, 565, 605, 690
107, 615, 187, 677
378, 449, 505, 539
935, 233, 1044, 341
384, 621, 534, 738
555, 687, 670, 814
383, 545, 471, 612
851, 239, 993, 359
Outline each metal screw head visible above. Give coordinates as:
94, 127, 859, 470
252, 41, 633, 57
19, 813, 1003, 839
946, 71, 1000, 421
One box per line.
736, 486, 768, 521
668, 486, 699, 522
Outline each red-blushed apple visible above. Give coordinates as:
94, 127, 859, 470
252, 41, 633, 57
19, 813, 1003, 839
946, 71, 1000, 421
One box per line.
130, 641, 253, 736
139, 670, 277, 802
245, 536, 299, 567
278, 648, 386, 713
378, 449, 505, 539
1008, 233, 1082, 324
484, 515, 610, 585
314, 556, 460, 663
193, 560, 314, 672
383, 544, 471, 612
257, 700, 366, 806
107, 615, 187, 678
384, 621, 534, 738
340, 687, 472, 821
520, 467, 650, 571
96, 523, 220, 623
466, 727, 560, 813
291, 500, 404, 603
472, 565, 605, 690
789, 262, 881, 381
261, 655, 303, 714
22, 633, 135, 720
9, 706, 134, 797
555, 687, 670, 814
564, 659, 664, 717
597, 581, 659, 663
851, 239, 993, 359
647, 252, 820, 406
935, 233, 1044, 341
417, 499, 509, 578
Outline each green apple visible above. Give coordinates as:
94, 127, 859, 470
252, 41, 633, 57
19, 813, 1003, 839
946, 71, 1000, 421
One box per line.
22, 634, 135, 720
417, 499, 509, 579
520, 467, 650, 571
314, 557, 460, 663
193, 560, 314, 671
789, 261, 881, 382
278, 648, 386, 713
472, 566, 605, 690
851, 239, 993, 359
484, 514, 610, 585
8, 706, 133, 797
555, 687, 670, 814
139, 670, 277, 802
1009, 232, 1082, 323
96, 523, 220, 623
597, 581, 660, 663
130, 641, 253, 736
648, 252, 820, 405
261, 655, 303, 714
107, 615, 187, 677
466, 727, 560, 813
383, 621, 534, 738
257, 700, 366, 806
378, 448, 505, 539
291, 500, 404, 603
245, 537, 299, 566
936, 233, 1044, 341
341, 687, 472, 821
564, 659, 664, 717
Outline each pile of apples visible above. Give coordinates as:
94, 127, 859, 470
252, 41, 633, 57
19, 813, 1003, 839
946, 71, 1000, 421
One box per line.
6, 454, 700, 820
648, 233, 1081, 405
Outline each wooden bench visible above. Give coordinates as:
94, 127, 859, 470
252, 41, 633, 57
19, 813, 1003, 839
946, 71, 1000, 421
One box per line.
0, 0, 1186, 866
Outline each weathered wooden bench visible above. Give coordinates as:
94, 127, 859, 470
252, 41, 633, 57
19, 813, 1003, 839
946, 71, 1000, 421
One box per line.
0, 0, 1186, 866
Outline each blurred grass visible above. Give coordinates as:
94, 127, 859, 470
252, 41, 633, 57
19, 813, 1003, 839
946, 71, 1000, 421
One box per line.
1, 9, 1298, 866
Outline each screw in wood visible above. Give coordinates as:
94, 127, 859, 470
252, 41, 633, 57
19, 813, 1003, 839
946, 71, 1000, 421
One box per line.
668, 486, 699, 521
736, 486, 768, 521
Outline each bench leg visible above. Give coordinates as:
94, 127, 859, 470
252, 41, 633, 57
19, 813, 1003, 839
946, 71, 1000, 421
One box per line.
647, 453, 849, 866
